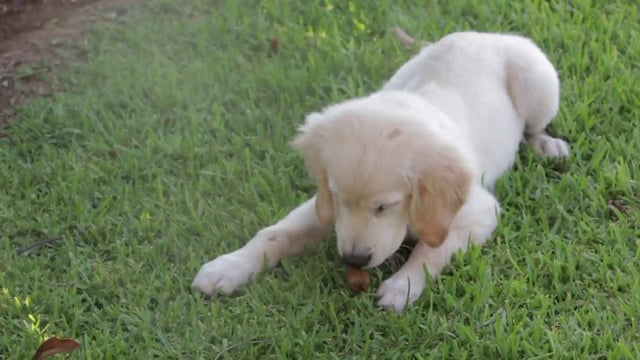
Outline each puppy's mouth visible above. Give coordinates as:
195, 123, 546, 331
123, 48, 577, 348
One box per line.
340, 230, 415, 268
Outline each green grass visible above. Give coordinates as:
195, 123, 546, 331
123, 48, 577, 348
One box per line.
1, 0, 639, 358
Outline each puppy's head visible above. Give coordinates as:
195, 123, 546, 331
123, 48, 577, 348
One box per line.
292, 92, 474, 267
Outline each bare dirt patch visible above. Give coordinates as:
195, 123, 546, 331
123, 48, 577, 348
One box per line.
0, 0, 135, 129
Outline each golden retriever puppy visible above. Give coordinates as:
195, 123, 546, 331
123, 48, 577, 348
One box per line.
192, 31, 569, 312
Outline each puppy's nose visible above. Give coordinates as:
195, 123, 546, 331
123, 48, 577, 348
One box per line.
342, 252, 372, 267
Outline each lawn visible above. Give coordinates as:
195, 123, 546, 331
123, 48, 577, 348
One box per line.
1, 0, 639, 358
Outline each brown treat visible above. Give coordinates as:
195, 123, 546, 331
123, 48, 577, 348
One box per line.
346, 267, 370, 293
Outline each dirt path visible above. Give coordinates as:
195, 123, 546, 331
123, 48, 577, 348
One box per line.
0, 0, 136, 129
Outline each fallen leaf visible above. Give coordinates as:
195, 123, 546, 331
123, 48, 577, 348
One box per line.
115, 7, 129, 17
390, 26, 416, 47
164, 117, 176, 127
105, 11, 119, 20
270, 37, 279, 53
33, 337, 81, 360
608, 199, 629, 212
608, 199, 629, 219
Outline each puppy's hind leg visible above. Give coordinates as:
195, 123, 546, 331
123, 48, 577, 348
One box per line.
506, 37, 570, 158
192, 196, 330, 295
524, 132, 570, 159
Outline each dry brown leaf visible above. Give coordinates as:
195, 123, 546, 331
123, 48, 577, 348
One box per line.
270, 37, 279, 53
33, 337, 81, 360
608, 199, 629, 219
390, 26, 416, 47
608, 199, 629, 213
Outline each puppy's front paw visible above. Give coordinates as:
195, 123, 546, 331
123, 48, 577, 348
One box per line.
527, 133, 570, 158
376, 271, 425, 313
192, 252, 258, 295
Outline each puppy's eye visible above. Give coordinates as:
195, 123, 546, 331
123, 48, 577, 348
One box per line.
374, 204, 387, 215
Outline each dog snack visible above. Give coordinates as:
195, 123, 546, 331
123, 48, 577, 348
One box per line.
346, 267, 370, 293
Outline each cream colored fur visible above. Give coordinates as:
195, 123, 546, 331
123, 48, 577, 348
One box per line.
192, 31, 569, 312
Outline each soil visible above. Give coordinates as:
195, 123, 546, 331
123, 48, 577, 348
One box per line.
0, 0, 135, 129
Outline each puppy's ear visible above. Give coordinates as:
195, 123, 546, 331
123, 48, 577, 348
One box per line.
291, 113, 334, 224
312, 170, 334, 224
409, 154, 472, 247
